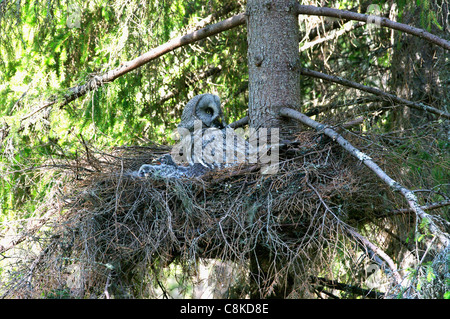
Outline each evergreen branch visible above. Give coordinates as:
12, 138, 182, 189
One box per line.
38, 13, 246, 112
30, 4, 449, 116
296, 4, 450, 50
300, 68, 450, 119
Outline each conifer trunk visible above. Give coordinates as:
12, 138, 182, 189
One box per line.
246, 0, 300, 298
247, 0, 301, 134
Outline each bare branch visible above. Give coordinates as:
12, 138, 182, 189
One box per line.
280, 107, 450, 247
296, 4, 450, 50
300, 68, 450, 119
308, 179, 402, 285
388, 200, 450, 216
300, 21, 365, 52
183, 2, 240, 33
38, 13, 246, 112
0, 209, 55, 255
229, 116, 249, 129
346, 226, 402, 284
305, 97, 383, 117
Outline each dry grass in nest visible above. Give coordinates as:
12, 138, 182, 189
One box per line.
2, 136, 396, 299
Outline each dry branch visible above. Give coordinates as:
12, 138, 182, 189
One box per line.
229, 116, 249, 129
38, 13, 246, 112
300, 68, 450, 119
305, 97, 383, 117
296, 5, 450, 50
27, 5, 449, 116
5, 140, 396, 298
280, 106, 450, 247
345, 227, 402, 284
302, 1, 372, 41
388, 200, 450, 216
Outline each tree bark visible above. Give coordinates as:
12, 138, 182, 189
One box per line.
247, 0, 301, 134
246, 0, 301, 298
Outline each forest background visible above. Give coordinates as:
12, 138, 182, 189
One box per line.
0, 0, 449, 299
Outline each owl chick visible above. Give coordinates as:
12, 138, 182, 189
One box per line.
136, 154, 209, 178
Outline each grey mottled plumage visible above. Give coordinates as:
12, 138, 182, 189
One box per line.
135, 93, 247, 179
176, 93, 230, 169
136, 154, 209, 178
178, 94, 226, 132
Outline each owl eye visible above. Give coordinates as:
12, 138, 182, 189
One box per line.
205, 107, 213, 115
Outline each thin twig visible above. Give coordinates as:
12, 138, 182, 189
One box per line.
26, 4, 449, 118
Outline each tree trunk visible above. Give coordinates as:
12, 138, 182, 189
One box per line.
247, 0, 301, 134
246, 0, 301, 298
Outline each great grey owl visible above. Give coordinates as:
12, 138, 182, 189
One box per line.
135, 93, 248, 178
178, 93, 226, 132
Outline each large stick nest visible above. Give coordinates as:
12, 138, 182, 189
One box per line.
4, 132, 399, 299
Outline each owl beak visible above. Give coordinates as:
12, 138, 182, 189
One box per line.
212, 116, 225, 129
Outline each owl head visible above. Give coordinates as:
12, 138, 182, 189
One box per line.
178, 94, 227, 131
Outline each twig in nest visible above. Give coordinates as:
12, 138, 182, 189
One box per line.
307, 180, 402, 285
